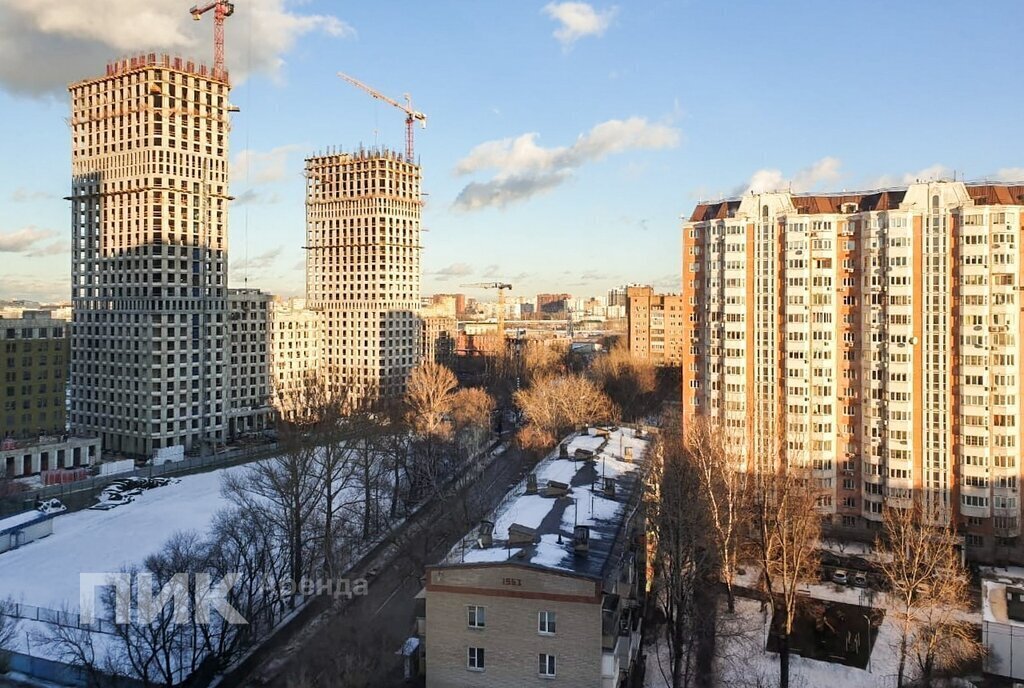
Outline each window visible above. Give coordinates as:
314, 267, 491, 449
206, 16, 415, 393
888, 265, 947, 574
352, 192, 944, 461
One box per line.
467, 647, 485, 671
467, 605, 485, 629
539, 653, 556, 677
538, 611, 556, 635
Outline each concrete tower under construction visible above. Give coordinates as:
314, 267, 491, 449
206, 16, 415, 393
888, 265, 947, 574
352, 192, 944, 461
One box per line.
304, 147, 422, 401
68, 54, 232, 457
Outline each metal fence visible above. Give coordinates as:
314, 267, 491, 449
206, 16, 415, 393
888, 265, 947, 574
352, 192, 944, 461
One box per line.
1, 601, 118, 635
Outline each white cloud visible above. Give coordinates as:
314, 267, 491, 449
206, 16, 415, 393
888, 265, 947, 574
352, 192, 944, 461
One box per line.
542, 2, 616, 47
865, 163, 952, 189
740, 156, 843, 194
430, 263, 474, 281
482, 264, 501, 278
454, 117, 679, 211
231, 246, 282, 272
992, 168, 1024, 182
231, 145, 303, 185
0, 226, 58, 253
10, 188, 55, 203
0, 0, 354, 96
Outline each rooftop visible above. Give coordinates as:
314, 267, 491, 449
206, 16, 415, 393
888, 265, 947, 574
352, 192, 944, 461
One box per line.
441, 426, 648, 582
689, 181, 1024, 222
982, 567, 1024, 626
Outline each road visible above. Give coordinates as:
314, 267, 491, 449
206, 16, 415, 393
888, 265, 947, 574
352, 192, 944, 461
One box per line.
222, 442, 531, 688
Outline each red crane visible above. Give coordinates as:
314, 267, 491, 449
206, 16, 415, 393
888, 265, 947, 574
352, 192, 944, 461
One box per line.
189, 0, 235, 80
338, 72, 427, 163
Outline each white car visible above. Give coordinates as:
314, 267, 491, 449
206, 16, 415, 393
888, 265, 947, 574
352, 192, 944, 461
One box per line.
37, 498, 67, 515
97, 492, 134, 506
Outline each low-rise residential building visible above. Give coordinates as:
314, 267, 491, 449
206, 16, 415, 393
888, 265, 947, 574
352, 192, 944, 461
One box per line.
1, 311, 70, 438
626, 286, 684, 366
227, 289, 272, 438
421, 427, 648, 687
983, 574, 1024, 680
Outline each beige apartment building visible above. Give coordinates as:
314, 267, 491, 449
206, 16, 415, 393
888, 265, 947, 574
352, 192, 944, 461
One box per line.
68, 54, 232, 457
682, 180, 1024, 561
268, 297, 322, 419
422, 428, 647, 687
421, 303, 457, 366
626, 286, 685, 366
304, 147, 422, 402
227, 288, 271, 437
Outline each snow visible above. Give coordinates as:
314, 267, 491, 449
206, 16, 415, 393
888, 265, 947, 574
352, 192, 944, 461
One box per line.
646, 596, 904, 688
531, 533, 570, 568
492, 494, 551, 540
461, 546, 523, 564
0, 465, 245, 612
0, 508, 48, 533
566, 434, 605, 453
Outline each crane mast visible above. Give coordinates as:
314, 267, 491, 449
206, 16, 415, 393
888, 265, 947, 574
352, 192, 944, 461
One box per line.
189, 0, 234, 80
337, 72, 427, 163
461, 282, 513, 340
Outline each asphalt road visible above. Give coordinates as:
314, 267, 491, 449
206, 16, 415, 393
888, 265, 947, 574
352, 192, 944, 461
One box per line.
230, 443, 531, 688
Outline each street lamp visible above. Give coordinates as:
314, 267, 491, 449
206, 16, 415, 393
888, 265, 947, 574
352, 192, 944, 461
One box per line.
861, 613, 872, 673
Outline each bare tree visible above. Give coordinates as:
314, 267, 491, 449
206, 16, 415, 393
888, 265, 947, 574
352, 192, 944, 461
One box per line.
746, 464, 822, 688
405, 361, 458, 439
450, 387, 495, 459
647, 420, 717, 688
875, 497, 983, 687
683, 415, 746, 614
521, 340, 568, 384
514, 373, 617, 452
590, 343, 657, 421
0, 597, 20, 674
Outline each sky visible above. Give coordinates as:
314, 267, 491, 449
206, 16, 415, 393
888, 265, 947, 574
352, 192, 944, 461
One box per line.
1, 0, 1023, 304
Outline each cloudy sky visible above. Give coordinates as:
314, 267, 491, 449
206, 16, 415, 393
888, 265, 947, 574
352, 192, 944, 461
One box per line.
1, 0, 1023, 303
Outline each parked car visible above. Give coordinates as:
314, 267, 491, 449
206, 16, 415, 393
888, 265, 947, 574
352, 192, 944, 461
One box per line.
88, 502, 120, 511
37, 498, 67, 515
853, 572, 869, 588
832, 569, 849, 585
103, 486, 142, 498
97, 492, 134, 506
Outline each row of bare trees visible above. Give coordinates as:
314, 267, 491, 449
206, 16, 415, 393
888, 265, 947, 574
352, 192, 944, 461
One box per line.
648, 412, 982, 688
32, 365, 496, 687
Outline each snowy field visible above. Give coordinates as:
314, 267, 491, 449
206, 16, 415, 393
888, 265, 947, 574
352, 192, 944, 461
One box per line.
0, 465, 245, 612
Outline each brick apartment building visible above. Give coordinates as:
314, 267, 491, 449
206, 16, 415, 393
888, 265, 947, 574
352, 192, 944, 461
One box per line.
421, 427, 648, 687
626, 286, 685, 366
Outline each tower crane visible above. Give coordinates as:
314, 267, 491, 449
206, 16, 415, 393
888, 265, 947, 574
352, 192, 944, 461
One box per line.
337, 72, 427, 163
461, 282, 512, 339
189, 0, 234, 80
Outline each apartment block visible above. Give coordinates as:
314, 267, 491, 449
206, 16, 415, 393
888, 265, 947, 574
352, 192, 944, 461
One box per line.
421, 428, 647, 687
537, 293, 571, 316
421, 304, 457, 366
1, 311, 70, 438
305, 147, 422, 402
683, 181, 1024, 561
626, 285, 685, 366
227, 288, 271, 438
269, 298, 322, 420
68, 54, 232, 457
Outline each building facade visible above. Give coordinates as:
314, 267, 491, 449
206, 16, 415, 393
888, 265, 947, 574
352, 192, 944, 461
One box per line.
227, 288, 271, 438
268, 297, 323, 419
626, 286, 685, 366
304, 147, 422, 401
422, 428, 647, 687
682, 181, 1024, 560
421, 304, 457, 366
537, 293, 571, 316
68, 54, 232, 457
1, 311, 70, 438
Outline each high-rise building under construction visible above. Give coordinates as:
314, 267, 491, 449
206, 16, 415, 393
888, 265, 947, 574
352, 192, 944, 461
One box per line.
304, 148, 422, 401
68, 54, 232, 456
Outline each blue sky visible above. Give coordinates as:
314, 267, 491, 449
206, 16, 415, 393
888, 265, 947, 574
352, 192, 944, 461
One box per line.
1, 0, 1023, 303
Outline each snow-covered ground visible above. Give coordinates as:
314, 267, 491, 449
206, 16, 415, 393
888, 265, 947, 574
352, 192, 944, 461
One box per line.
0, 465, 245, 612
645, 596, 903, 688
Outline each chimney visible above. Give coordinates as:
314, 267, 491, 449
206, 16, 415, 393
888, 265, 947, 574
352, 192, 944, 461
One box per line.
603, 478, 616, 498
478, 520, 494, 548
525, 473, 538, 495
573, 525, 590, 556
508, 523, 539, 547
559, 442, 569, 458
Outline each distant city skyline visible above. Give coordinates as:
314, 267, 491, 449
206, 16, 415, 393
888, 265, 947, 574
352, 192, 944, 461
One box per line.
2, 1, 1023, 303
